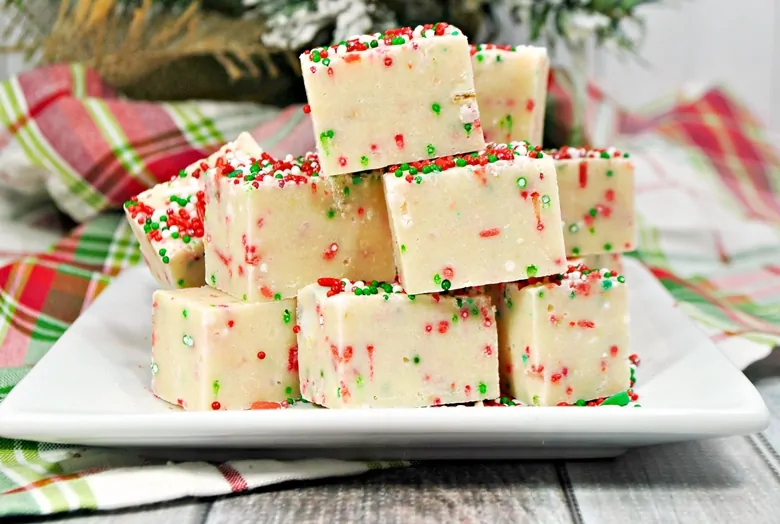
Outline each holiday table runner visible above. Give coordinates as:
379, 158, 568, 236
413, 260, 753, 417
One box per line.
0, 64, 778, 516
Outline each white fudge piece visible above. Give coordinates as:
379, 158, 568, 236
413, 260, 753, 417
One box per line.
471, 44, 549, 145
204, 151, 395, 302
124, 133, 264, 289
301, 22, 485, 175
382, 141, 567, 295
297, 278, 499, 408
496, 265, 630, 406
151, 287, 299, 411
125, 176, 206, 289
550, 146, 636, 257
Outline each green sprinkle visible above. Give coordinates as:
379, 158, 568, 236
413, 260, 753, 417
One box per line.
464, 123, 472, 134
569, 224, 579, 233
488, 154, 498, 163
431, 103, 441, 115
360, 156, 369, 167
285, 386, 293, 395
369, 40, 378, 48
283, 309, 291, 323
601, 391, 630, 406
213, 380, 220, 397
322, 58, 331, 66
400, 244, 407, 253
516, 177, 527, 188
541, 195, 551, 208
171, 232, 179, 239
433, 274, 442, 285
602, 280, 613, 291
589, 208, 598, 217
158, 248, 167, 256
441, 279, 451, 291
311, 51, 321, 62
606, 169, 614, 177
532, 395, 540, 405
182, 235, 191, 244
352, 174, 362, 184
182, 309, 188, 318
507, 299, 513, 309
521, 353, 528, 364
426, 144, 436, 156
604, 243, 613, 251
617, 275, 626, 283
537, 291, 544, 298
182, 334, 194, 347
409, 167, 418, 175
572, 247, 580, 256
526, 265, 538, 277
356, 375, 364, 387
476, 53, 484, 62
496, 55, 502, 62
455, 158, 467, 167
179, 169, 187, 178
408, 295, 416, 301
162, 256, 170, 264
413, 355, 421, 365
394, 169, 403, 178
210, 274, 216, 285
344, 187, 350, 197
327, 208, 336, 219
150, 362, 158, 374
177, 279, 185, 288
478, 382, 487, 395
274, 293, 282, 301
575, 399, 587, 406
601, 151, 610, 159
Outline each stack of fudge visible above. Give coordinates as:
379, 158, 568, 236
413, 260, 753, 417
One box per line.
125, 22, 637, 411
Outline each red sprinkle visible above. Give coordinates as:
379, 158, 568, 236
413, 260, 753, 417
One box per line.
479, 228, 501, 238
302, 104, 311, 114
395, 134, 405, 149
211, 401, 221, 410
257, 351, 266, 360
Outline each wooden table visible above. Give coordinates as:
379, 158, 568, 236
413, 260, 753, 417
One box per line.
19, 352, 780, 524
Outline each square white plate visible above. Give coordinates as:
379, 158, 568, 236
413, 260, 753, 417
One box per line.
0, 258, 769, 460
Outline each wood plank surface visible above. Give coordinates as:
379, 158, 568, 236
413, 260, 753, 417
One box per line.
563, 437, 780, 524
204, 462, 571, 524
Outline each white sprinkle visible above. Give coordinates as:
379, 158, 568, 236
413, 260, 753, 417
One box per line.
505, 260, 516, 271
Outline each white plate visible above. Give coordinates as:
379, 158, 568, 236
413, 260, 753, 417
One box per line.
0, 258, 769, 460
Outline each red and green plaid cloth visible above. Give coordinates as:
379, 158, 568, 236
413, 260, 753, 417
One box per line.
0, 63, 778, 516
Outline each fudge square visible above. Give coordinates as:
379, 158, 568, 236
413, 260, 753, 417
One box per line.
383, 141, 567, 295
471, 44, 549, 145
550, 146, 636, 257
204, 151, 395, 302
296, 278, 500, 408
496, 265, 630, 406
124, 133, 265, 289
301, 22, 485, 175
125, 175, 206, 290
151, 287, 299, 411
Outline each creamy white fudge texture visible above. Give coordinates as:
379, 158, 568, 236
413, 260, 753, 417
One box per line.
204, 151, 395, 302
471, 44, 549, 146
151, 287, 299, 411
496, 266, 630, 406
124, 133, 263, 289
301, 22, 485, 175
382, 141, 567, 295
569, 254, 624, 274
550, 146, 636, 257
296, 278, 500, 408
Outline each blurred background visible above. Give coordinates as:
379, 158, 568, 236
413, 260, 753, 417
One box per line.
0, 1, 770, 142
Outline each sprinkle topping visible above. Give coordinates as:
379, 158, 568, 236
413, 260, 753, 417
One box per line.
316, 277, 404, 297
302, 23, 461, 65
212, 151, 323, 188
386, 141, 543, 183
547, 145, 630, 160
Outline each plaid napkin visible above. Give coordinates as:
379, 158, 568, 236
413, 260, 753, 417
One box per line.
0, 63, 778, 516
